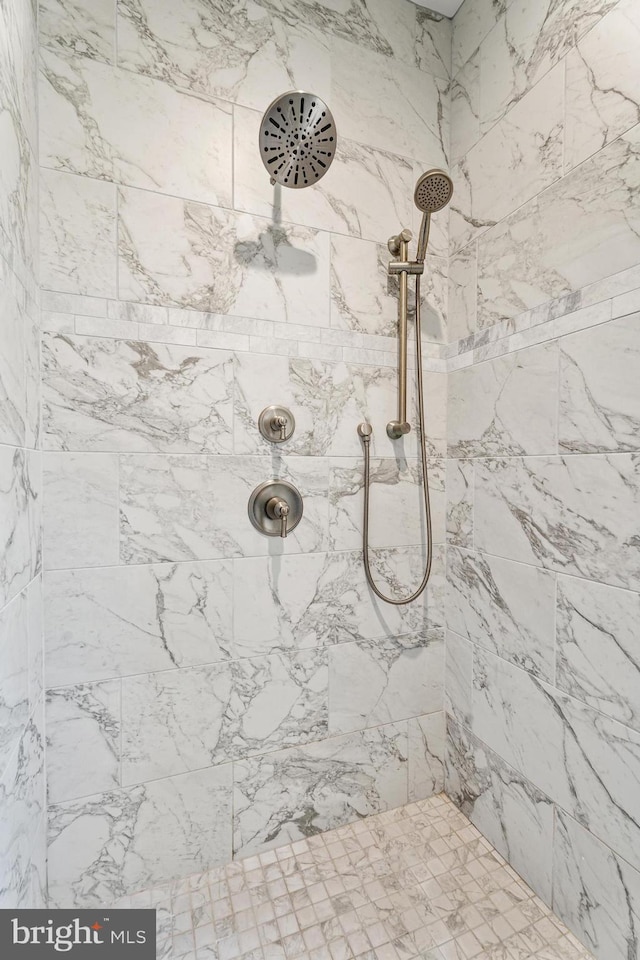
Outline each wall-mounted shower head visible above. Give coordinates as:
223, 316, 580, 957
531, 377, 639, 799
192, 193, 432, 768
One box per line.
414, 169, 453, 262
259, 91, 337, 189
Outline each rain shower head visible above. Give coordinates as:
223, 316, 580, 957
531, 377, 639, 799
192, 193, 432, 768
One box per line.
259, 91, 337, 189
414, 169, 453, 261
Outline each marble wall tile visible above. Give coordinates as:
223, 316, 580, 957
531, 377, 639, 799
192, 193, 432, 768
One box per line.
559, 312, 640, 453
328, 631, 444, 733
0, 259, 26, 447
408, 711, 445, 801
330, 234, 398, 337
450, 52, 480, 165
45, 560, 233, 686
415, 9, 451, 80
43, 451, 118, 570
121, 649, 328, 784
233, 550, 427, 659
46, 680, 121, 803
26, 577, 43, 715
452, 0, 506, 76
565, 0, 640, 171
446, 460, 474, 549
447, 547, 556, 681
556, 575, 640, 733
473, 647, 640, 872
48, 764, 233, 907
331, 37, 449, 165
450, 65, 564, 253
553, 810, 640, 960
40, 50, 233, 208
0, 712, 45, 909
234, 352, 445, 460
120, 454, 329, 563
0, 445, 41, 609
368, 543, 446, 629
476, 126, 640, 329
40, 168, 116, 297
42, 333, 234, 453
0, 590, 29, 773
118, 187, 331, 325
235, 106, 413, 243
448, 342, 558, 457
445, 631, 473, 729
446, 717, 554, 906
479, 0, 618, 132
233, 723, 408, 857
117, 0, 331, 112
474, 454, 640, 591
39, 0, 115, 63
328, 456, 445, 552
448, 241, 477, 344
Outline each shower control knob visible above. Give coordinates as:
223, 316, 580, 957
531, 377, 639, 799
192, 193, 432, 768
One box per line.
248, 480, 303, 539
258, 405, 295, 443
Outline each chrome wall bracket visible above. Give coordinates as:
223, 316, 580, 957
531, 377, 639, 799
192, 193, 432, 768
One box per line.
258, 405, 295, 443
248, 480, 303, 538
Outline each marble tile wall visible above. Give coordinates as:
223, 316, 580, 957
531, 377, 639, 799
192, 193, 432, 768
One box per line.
446, 5, 640, 957
37, 0, 451, 906
0, 0, 46, 911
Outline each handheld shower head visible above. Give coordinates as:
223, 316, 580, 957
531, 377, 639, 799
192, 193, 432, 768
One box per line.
414, 169, 453, 262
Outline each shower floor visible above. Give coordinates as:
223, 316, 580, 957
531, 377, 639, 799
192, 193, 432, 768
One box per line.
115, 794, 594, 960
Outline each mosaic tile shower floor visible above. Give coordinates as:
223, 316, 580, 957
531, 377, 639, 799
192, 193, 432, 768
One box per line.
115, 795, 594, 960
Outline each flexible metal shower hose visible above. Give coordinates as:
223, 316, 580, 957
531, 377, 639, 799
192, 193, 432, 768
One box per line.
360, 275, 433, 605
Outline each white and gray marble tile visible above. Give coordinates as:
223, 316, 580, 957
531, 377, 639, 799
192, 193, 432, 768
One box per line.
233, 722, 408, 857
559, 312, 640, 453
233, 549, 427, 659
117, 0, 331, 112
328, 456, 445, 552
408, 711, 445, 801
47, 764, 232, 907
367, 543, 446, 630
446, 459, 474, 549
448, 341, 558, 457
565, 0, 640, 171
0, 445, 41, 609
46, 680, 121, 803
328, 631, 443, 733
450, 51, 480, 165
0, 259, 26, 447
45, 559, 233, 686
477, 125, 640, 330
556, 575, 640, 734
26, 577, 43, 715
445, 630, 473, 729
446, 717, 554, 906
42, 333, 234, 453
330, 234, 399, 337
479, 0, 618, 132
447, 547, 556, 681
118, 187, 331, 325
553, 810, 640, 960
40, 49, 233, 207
415, 8, 451, 80
474, 454, 640, 591
120, 454, 329, 563
0, 711, 45, 909
121, 649, 327, 784
0, 589, 29, 774
331, 37, 449, 165
448, 241, 477, 344
43, 451, 118, 570
39, 0, 115, 63
473, 647, 640, 873
235, 105, 413, 243
40, 168, 116, 298
452, 0, 506, 76
450, 64, 564, 254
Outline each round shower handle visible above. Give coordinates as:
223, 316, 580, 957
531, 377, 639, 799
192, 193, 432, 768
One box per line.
248, 479, 303, 538
258, 405, 295, 443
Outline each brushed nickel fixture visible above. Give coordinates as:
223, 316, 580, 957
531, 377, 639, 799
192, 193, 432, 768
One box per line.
259, 91, 337, 188
258, 405, 295, 443
248, 479, 303, 539
358, 169, 453, 605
